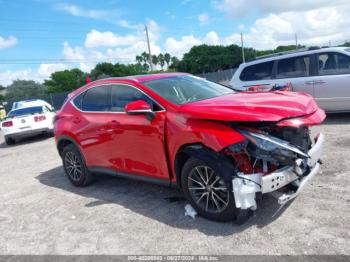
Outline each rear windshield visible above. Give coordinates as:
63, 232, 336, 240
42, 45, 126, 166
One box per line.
8, 106, 43, 117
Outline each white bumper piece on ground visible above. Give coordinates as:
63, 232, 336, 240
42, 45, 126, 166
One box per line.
232, 133, 325, 210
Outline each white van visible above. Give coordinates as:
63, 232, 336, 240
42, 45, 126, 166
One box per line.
230, 47, 350, 112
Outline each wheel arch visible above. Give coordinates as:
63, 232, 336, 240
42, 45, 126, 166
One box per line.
57, 135, 82, 158
174, 143, 236, 190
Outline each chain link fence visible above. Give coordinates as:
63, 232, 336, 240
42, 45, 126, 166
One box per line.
3, 91, 70, 112
197, 68, 237, 86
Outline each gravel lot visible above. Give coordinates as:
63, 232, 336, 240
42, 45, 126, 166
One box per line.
0, 114, 349, 255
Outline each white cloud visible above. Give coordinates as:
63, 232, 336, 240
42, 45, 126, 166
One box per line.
204, 31, 220, 45
198, 13, 209, 25
0, 69, 34, 86
85, 30, 139, 48
54, 3, 128, 27
164, 31, 221, 58
37, 63, 70, 78
117, 20, 142, 30
0, 20, 164, 86
165, 36, 201, 58
224, 5, 350, 49
0, 36, 17, 49
63, 41, 105, 72
0, 63, 69, 86
215, 0, 348, 18
55, 3, 110, 19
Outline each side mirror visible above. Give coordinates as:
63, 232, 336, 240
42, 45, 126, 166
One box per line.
125, 100, 155, 121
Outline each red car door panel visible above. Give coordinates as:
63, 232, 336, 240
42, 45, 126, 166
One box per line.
104, 111, 169, 180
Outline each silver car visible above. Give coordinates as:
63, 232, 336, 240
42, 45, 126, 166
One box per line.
230, 47, 350, 112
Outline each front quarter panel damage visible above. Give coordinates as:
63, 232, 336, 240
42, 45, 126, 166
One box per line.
166, 111, 246, 182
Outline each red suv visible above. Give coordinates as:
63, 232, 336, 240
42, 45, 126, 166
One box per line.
55, 73, 325, 222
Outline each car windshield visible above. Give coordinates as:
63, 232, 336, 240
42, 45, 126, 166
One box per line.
143, 75, 234, 105
8, 106, 43, 117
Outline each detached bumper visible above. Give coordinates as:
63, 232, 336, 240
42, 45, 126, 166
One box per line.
232, 133, 325, 210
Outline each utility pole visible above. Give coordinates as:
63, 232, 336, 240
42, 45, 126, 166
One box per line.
295, 33, 298, 49
145, 24, 154, 71
241, 32, 245, 63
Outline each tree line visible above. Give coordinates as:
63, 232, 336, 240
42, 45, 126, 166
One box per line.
1, 42, 349, 101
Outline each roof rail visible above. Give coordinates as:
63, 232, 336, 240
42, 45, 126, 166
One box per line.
253, 46, 321, 61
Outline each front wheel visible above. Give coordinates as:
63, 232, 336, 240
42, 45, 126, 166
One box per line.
181, 157, 250, 222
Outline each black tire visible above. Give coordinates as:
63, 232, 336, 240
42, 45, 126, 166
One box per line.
5, 137, 15, 145
181, 156, 251, 222
46, 131, 54, 138
62, 144, 94, 186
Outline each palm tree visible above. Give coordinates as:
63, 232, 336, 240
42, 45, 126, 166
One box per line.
135, 55, 143, 65
151, 55, 158, 68
164, 53, 171, 68
140, 52, 152, 71
170, 56, 180, 68
158, 53, 165, 70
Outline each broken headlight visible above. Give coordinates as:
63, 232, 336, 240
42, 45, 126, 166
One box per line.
238, 129, 309, 159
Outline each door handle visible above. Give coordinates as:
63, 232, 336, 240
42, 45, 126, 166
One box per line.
314, 80, 326, 85
72, 117, 81, 124
305, 80, 314, 85
108, 120, 120, 128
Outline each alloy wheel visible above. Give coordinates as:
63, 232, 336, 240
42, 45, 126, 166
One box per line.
188, 165, 229, 213
64, 151, 82, 181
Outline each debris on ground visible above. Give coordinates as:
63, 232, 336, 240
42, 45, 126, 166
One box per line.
184, 204, 197, 219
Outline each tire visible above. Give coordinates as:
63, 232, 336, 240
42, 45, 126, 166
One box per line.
181, 156, 251, 222
62, 144, 94, 186
46, 130, 54, 138
5, 137, 15, 145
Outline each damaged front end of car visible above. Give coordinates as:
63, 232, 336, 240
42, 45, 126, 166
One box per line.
223, 122, 325, 211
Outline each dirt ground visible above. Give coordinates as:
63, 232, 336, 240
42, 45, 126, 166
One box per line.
0, 114, 349, 255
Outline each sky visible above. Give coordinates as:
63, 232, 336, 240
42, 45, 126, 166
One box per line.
0, 0, 350, 86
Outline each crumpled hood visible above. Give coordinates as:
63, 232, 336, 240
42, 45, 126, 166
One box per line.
179, 91, 318, 122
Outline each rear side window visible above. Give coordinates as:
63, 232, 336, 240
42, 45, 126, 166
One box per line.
276, 55, 310, 79
318, 52, 350, 75
110, 84, 160, 112
240, 61, 274, 81
82, 85, 110, 112
72, 92, 84, 110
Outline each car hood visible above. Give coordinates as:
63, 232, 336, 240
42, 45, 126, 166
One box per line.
179, 91, 318, 122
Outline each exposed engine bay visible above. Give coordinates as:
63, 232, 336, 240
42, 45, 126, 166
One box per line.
224, 124, 324, 210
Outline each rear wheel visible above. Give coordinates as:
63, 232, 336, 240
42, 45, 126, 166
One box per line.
181, 157, 250, 222
62, 144, 94, 186
5, 137, 15, 145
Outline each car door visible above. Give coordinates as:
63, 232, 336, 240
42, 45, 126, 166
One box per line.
314, 52, 350, 112
74, 85, 113, 168
274, 55, 316, 96
104, 83, 169, 181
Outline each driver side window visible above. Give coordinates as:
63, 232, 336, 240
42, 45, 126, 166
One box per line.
110, 84, 162, 112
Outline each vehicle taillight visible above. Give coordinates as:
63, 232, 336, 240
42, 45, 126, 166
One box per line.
247, 85, 271, 92
2, 120, 13, 127
34, 115, 46, 122
271, 82, 293, 92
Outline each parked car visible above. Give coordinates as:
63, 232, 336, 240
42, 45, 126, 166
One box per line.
230, 46, 350, 112
1, 103, 55, 145
11, 99, 54, 111
55, 73, 325, 222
